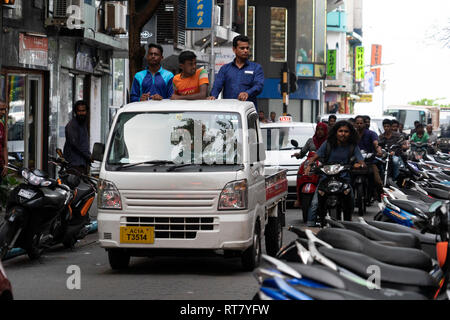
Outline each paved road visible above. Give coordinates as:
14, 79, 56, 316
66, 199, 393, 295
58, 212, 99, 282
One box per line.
1, 204, 379, 300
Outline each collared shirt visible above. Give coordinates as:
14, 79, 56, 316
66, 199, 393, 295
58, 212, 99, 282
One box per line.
130, 67, 174, 102
358, 128, 378, 153
210, 59, 264, 110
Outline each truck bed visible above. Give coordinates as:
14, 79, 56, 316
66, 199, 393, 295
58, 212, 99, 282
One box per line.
265, 169, 288, 205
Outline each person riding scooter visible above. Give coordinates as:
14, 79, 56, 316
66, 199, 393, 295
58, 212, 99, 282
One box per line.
292, 122, 327, 223
304, 120, 366, 225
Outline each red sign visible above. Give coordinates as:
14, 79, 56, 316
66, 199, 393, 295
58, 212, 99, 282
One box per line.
371, 44, 382, 86
19, 33, 48, 67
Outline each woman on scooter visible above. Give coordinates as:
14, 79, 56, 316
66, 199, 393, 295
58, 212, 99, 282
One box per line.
305, 120, 366, 225
292, 122, 328, 216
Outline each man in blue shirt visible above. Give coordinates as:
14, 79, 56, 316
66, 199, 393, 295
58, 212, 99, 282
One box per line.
208, 35, 264, 110
130, 43, 174, 102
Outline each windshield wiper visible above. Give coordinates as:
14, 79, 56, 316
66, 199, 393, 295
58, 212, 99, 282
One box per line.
116, 160, 175, 170
166, 162, 243, 172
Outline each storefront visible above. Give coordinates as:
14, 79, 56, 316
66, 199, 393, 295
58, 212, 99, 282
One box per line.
1, 32, 49, 170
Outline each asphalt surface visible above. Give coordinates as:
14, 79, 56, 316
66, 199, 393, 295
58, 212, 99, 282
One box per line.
1, 203, 379, 300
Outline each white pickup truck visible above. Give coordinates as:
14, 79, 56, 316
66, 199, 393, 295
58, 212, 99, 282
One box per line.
92, 100, 287, 271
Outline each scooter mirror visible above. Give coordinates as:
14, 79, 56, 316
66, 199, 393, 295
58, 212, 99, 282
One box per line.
291, 139, 299, 148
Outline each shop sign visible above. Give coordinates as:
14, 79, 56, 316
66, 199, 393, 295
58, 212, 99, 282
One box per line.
327, 49, 336, 78
355, 46, 365, 82
371, 44, 382, 86
359, 94, 373, 102
18, 33, 48, 67
186, 0, 213, 29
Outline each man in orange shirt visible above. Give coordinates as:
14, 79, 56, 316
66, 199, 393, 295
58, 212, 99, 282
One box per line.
171, 51, 209, 100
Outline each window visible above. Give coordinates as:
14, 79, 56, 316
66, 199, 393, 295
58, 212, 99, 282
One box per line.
247, 6, 255, 61
113, 59, 125, 106
296, 0, 313, 62
270, 7, 287, 62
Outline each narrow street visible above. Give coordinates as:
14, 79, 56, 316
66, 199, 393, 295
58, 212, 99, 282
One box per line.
1, 205, 378, 300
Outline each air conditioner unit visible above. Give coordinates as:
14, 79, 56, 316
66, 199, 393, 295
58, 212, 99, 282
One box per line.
47, 0, 84, 28
105, 2, 127, 34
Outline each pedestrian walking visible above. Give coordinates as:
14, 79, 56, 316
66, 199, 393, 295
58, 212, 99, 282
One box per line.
208, 35, 264, 110
171, 51, 209, 100
269, 111, 276, 123
130, 43, 174, 102
63, 100, 91, 175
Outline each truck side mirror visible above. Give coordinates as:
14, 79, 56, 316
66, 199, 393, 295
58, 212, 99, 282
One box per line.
92, 143, 105, 162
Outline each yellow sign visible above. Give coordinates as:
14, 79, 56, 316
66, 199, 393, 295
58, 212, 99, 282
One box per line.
120, 226, 155, 244
359, 94, 373, 102
355, 46, 365, 82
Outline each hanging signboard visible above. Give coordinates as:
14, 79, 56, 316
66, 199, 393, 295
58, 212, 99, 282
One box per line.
186, 0, 213, 29
18, 33, 48, 67
355, 46, 365, 82
371, 44, 382, 86
327, 49, 336, 78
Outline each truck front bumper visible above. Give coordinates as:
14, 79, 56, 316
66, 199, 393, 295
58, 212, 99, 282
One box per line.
97, 210, 255, 251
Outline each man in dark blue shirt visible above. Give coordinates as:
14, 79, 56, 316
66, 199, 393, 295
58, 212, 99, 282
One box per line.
208, 35, 264, 110
130, 43, 174, 102
63, 100, 91, 174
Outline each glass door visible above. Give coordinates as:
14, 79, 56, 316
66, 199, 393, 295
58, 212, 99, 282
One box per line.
7, 74, 43, 169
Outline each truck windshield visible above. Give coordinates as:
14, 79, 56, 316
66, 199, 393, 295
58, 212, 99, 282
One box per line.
107, 111, 243, 168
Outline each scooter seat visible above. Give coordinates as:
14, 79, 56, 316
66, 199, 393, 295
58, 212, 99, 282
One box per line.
333, 220, 421, 249
317, 247, 439, 298
389, 199, 437, 215
73, 180, 94, 204
422, 187, 450, 200
317, 228, 433, 271
288, 263, 426, 300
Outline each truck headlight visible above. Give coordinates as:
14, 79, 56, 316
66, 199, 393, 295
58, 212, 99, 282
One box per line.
218, 179, 248, 210
98, 179, 122, 210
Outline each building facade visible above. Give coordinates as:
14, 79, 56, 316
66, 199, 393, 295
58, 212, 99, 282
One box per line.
0, 0, 128, 176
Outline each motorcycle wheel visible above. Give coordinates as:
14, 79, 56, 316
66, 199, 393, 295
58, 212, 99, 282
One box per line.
300, 193, 314, 224
356, 184, 366, 217
27, 232, 44, 260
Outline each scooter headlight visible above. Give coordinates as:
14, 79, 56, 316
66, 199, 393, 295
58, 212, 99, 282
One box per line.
321, 165, 344, 175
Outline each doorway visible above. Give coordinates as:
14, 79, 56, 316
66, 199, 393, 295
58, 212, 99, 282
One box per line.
7, 73, 43, 170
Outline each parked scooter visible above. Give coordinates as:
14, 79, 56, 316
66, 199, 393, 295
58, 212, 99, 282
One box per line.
0, 150, 97, 260
0, 164, 72, 260
49, 149, 98, 248
253, 202, 449, 300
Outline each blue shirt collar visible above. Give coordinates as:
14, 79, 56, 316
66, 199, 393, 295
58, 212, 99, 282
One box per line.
232, 58, 250, 69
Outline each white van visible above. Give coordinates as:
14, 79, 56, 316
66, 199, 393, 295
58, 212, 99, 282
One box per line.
260, 120, 316, 204
92, 100, 287, 271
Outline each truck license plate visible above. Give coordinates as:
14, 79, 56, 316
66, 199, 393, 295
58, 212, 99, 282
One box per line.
120, 226, 154, 244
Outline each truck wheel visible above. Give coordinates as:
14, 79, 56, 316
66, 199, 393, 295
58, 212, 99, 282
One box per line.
241, 221, 261, 271
108, 249, 130, 270
265, 216, 282, 257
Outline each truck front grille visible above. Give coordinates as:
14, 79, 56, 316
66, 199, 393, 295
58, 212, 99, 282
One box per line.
124, 216, 217, 239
